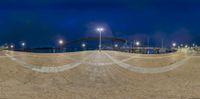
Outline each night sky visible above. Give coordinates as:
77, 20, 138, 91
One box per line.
0, 0, 200, 47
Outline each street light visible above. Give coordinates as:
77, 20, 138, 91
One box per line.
136, 41, 140, 46
185, 45, 188, 48
192, 43, 195, 47
114, 44, 118, 48
21, 42, 26, 50
97, 27, 104, 51
58, 39, 64, 45
172, 43, 176, 47
82, 43, 86, 48
180, 44, 183, 47
10, 44, 14, 49
21, 42, 26, 47
135, 41, 140, 51
58, 39, 64, 52
81, 43, 86, 51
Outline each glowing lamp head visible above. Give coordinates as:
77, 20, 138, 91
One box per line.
82, 43, 86, 47
21, 42, 26, 46
185, 45, 188, 48
193, 43, 195, 47
180, 44, 183, 47
114, 44, 118, 48
172, 43, 176, 47
10, 45, 14, 48
136, 41, 140, 46
58, 40, 64, 45
97, 27, 104, 32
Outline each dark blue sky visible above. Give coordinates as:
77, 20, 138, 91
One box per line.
0, 0, 200, 47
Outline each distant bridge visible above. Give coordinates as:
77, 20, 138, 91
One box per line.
66, 37, 126, 45
67, 37, 126, 44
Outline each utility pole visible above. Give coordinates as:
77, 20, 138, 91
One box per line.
161, 38, 164, 48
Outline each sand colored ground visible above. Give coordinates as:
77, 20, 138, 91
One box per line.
0, 49, 200, 99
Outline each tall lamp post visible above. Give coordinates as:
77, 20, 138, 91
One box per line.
161, 38, 164, 49
172, 42, 176, 48
81, 43, 86, 51
58, 39, 64, 52
97, 27, 104, 51
21, 42, 26, 51
136, 41, 140, 46
135, 41, 140, 53
10, 44, 14, 50
172, 42, 177, 52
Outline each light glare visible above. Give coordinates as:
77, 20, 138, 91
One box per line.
114, 44, 118, 48
97, 27, 104, 32
59, 40, 64, 45
21, 42, 26, 46
82, 43, 86, 47
136, 41, 140, 46
10, 45, 14, 48
172, 43, 176, 47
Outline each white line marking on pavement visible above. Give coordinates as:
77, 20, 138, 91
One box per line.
5, 53, 91, 73
83, 51, 115, 66
104, 52, 192, 74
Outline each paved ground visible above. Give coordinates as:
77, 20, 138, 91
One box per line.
0, 49, 200, 99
